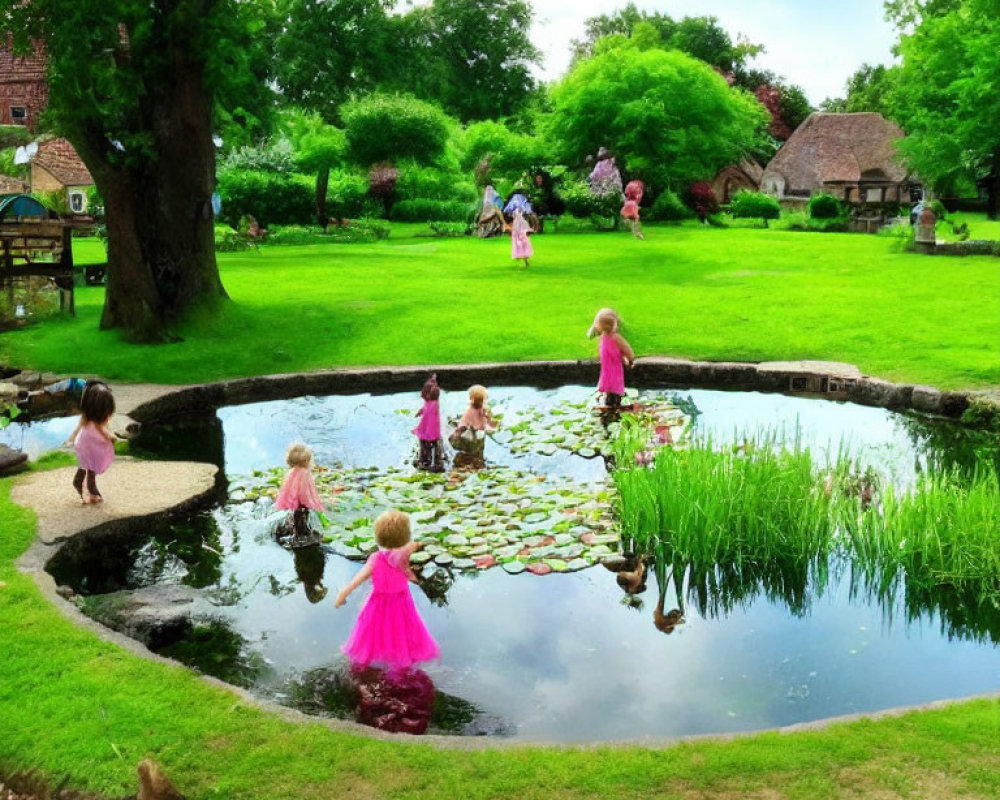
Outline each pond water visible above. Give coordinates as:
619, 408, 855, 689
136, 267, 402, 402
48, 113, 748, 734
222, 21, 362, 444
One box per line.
27, 385, 1000, 741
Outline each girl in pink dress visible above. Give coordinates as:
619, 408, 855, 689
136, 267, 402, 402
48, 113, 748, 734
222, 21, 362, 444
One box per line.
511, 207, 533, 267
587, 308, 636, 408
274, 443, 324, 541
336, 510, 440, 672
621, 180, 645, 239
66, 380, 116, 504
412, 373, 443, 472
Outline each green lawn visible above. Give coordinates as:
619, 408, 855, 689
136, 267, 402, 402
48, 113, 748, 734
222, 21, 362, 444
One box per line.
3, 467, 1000, 799
2, 222, 997, 389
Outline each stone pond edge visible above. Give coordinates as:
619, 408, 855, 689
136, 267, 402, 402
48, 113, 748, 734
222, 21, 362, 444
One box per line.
10, 357, 1000, 750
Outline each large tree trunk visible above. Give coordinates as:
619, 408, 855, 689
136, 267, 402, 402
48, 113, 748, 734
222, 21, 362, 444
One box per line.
80, 44, 227, 341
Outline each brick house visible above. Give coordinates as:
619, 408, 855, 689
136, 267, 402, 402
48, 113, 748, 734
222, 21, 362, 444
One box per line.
0, 38, 49, 131
30, 137, 95, 214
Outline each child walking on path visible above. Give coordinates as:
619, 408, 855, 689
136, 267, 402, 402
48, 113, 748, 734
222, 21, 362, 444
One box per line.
413, 374, 444, 472
66, 381, 116, 504
336, 510, 440, 671
587, 308, 635, 408
274, 443, 324, 543
511, 207, 533, 267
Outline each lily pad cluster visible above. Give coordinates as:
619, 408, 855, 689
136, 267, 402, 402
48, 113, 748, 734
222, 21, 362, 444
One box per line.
234, 465, 619, 575
492, 391, 690, 460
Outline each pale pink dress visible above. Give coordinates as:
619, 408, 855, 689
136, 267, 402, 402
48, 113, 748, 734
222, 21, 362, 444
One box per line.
342, 549, 440, 670
75, 424, 114, 474
412, 400, 441, 441
598, 333, 626, 395
511, 211, 533, 260
274, 466, 323, 511
460, 406, 493, 431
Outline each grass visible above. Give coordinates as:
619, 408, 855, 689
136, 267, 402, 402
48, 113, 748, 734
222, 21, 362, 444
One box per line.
1, 222, 997, 389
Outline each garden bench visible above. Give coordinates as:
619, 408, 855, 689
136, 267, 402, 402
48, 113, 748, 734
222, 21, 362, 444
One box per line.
0, 220, 75, 314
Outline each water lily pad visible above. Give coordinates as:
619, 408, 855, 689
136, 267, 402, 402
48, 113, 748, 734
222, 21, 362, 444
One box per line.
526, 562, 552, 576
434, 553, 454, 566
543, 558, 568, 572
474, 555, 496, 569
566, 558, 590, 572
443, 533, 469, 547
502, 560, 526, 574
453, 558, 477, 570
409, 551, 433, 564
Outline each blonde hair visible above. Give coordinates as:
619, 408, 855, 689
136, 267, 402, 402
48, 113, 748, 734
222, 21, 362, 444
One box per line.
468, 384, 488, 409
587, 308, 620, 338
374, 510, 411, 549
286, 443, 313, 469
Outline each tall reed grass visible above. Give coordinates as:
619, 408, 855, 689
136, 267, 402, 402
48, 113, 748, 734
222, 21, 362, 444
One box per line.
613, 419, 1000, 624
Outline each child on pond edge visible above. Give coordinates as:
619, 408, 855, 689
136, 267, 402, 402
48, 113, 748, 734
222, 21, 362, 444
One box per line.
66, 380, 116, 504
587, 308, 635, 409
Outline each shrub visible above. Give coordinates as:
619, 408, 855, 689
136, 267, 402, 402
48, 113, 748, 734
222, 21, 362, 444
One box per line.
264, 220, 391, 245
342, 93, 453, 167
684, 182, 719, 219
650, 189, 693, 221
217, 169, 314, 227
428, 221, 471, 237
730, 190, 781, 226
395, 163, 477, 204
808, 193, 843, 219
460, 120, 546, 177
559, 180, 621, 229
220, 140, 295, 174
777, 212, 848, 233
214, 224, 254, 252
326, 170, 371, 220
927, 199, 947, 220
389, 199, 472, 222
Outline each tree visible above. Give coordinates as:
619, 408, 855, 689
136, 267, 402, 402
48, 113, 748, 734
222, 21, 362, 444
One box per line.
281, 109, 347, 228
570, 4, 762, 73
888, 0, 1000, 217
0, 0, 269, 340
341, 94, 454, 167
273, 0, 394, 124
843, 63, 898, 115
549, 41, 768, 191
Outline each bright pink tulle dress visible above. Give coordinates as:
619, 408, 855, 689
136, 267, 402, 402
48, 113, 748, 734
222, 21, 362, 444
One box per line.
75, 424, 114, 474
274, 466, 323, 511
412, 400, 441, 441
598, 333, 626, 395
342, 549, 440, 670
511, 211, 533, 260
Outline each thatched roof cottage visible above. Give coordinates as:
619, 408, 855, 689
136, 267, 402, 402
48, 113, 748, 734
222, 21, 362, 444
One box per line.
760, 112, 918, 203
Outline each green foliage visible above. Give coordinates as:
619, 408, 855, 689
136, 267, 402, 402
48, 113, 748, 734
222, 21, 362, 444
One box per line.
550, 45, 768, 188
559, 181, 621, 229
325, 170, 372, 219
389, 199, 472, 222
844, 63, 898, 116
264, 220, 391, 245
460, 120, 546, 178
214, 224, 255, 253
776, 213, 849, 233
649, 190, 693, 221
342, 94, 454, 167
428, 221, 471, 237
395, 163, 477, 204
730, 191, 781, 224
216, 170, 314, 227
280, 109, 347, 174
29, 189, 69, 216
808, 193, 844, 219
220, 140, 296, 174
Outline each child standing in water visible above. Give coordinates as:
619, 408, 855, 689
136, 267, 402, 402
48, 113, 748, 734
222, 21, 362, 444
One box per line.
511, 207, 533, 267
336, 510, 440, 672
413, 373, 443, 472
274, 443, 324, 543
587, 308, 635, 408
66, 380, 116, 504
450, 384, 497, 461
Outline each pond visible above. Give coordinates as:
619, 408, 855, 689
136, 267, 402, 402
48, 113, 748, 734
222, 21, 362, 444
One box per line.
28, 385, 1000, 741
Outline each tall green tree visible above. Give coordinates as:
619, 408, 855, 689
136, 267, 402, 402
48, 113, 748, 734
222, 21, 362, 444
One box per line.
844, 63, 898, 115
549, 37, 768, 189
888, 0, 1000, 217
281, 109, 347, 228
0, 0, 269, 340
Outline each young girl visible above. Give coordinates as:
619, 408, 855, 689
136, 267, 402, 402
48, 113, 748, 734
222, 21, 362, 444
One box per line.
622, 179, 645, 239
412, 373, 443, 472
587, 308, 635, 408
274, 443, 324, 542
335, 510, 440, 672
450, 384, 497, 457
66, 380, 116, 504
511, 207, 533, 267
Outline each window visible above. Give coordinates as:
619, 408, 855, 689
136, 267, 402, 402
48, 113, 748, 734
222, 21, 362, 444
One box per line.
69, 191, 86, 213
10, 106, 27, 125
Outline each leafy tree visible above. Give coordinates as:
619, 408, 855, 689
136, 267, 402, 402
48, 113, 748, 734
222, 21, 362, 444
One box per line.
0, 0, 270, 339
281, 109, 347, 228
888, 0, 1000, 217
819, 96, 849, 113
844, 63, 898, 115
273, 0, 394, 123
549, 41, 768, 191
570, 3, 762, 73
341, 94, 453, 167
